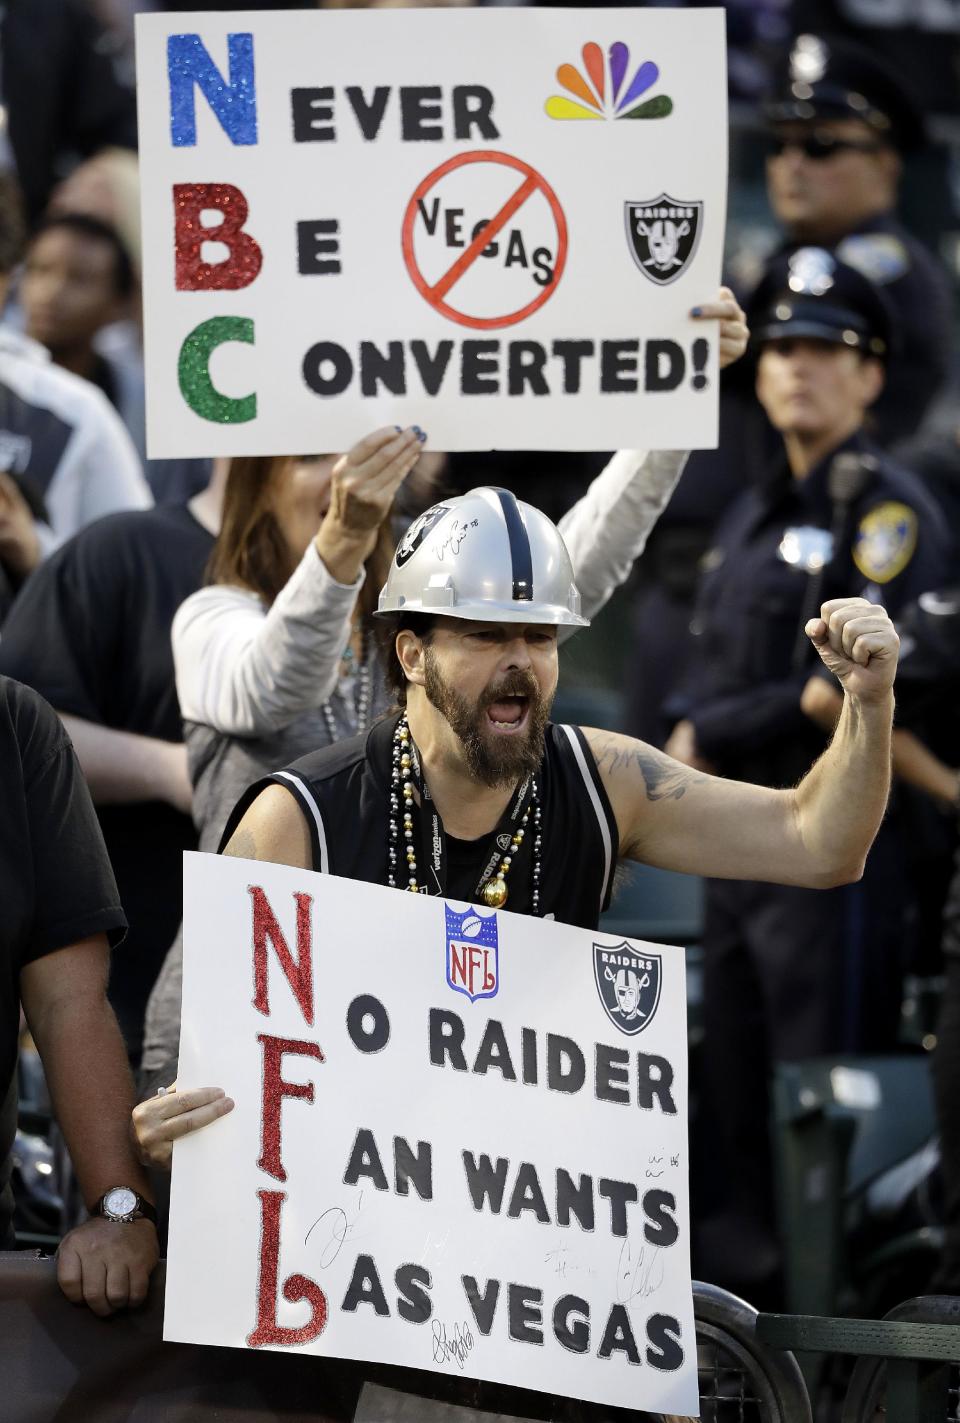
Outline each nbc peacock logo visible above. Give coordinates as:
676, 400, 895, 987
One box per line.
545, 43, 674, 122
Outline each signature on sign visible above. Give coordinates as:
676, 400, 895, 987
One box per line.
432, 1318, 475, 1370
304, 1191, 364, 1268
616, 1236, 664, 1305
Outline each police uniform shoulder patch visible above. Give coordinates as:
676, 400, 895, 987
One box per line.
836, 234, 910, 286
853, 502, 918, 583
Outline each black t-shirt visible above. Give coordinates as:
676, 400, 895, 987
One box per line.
0, 505, 215, 1058
223, 715, 620, 931
0, 676, 126, 1242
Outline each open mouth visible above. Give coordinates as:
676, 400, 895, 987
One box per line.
485, 694, 530, 734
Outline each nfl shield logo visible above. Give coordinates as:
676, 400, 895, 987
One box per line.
625, 195, 703, 286
446, 904, 499, 1003
593, 941, 662, 1036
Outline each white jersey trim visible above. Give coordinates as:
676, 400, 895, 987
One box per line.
274, 770, 330, 874
557, 724, 614, 914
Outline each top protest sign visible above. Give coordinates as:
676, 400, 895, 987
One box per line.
135, 7, 727, 456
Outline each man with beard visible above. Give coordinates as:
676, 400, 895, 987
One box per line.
133, 484, 900, 1157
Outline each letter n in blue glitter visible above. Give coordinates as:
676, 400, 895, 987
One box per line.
168, 33, 258, 147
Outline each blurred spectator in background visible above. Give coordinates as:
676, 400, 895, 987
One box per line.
47, 147, 142, 286
40, 155, 212, 504
0, 0, 137, 227
1, 675, 158, 1312
664, 250, 951, 1306
625, 31, 952, 748
0, 464, 225, 1062
0, 173, 150, 589
21, 213, 142, 444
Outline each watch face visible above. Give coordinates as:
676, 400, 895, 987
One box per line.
104, 1187, 138, 1219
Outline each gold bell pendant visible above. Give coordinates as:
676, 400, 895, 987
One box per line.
482, 876, 508, 909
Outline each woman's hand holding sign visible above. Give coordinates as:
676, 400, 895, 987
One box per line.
315, 424, 426, 586
691, 286, 749, 370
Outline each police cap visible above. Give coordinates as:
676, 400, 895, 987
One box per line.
764, 34, 924, 153
749, 248, 894, 361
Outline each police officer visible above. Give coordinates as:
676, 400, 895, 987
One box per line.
763, 32, 952, 445
624, 34, 952, 745
664, 248, 952, 1303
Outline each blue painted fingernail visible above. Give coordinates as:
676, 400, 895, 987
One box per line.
413, 426, 427, 443
690, 306, 702, 317
394, 425, 402, 433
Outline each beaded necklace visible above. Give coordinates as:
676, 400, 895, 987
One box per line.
386, 713, 542, 911
321, 626, 372, 742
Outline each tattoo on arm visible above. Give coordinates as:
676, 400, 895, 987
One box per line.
594, 738, 705, 802
223, 825, 257, 859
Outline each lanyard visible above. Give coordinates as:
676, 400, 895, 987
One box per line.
407, 735, 532, 899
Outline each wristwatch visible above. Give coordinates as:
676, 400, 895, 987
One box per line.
93, 1186, 158, 1226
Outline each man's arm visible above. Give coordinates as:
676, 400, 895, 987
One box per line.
589, 598, 897, 889
221, 783, 314, 868
20, 935, 159, 1316
60, 714, 192, 812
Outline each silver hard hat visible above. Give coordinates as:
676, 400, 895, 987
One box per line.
376, 487, 588, 628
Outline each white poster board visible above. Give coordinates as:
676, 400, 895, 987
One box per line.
135, 6, 727, 456
166, 853, 697, 1417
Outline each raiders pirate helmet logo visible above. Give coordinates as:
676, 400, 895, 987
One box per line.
625, 195, 703, 286
394, 504, 450, 567
593, 941, 662, 1036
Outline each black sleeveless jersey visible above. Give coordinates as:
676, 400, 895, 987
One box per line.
221, 714, 620, 932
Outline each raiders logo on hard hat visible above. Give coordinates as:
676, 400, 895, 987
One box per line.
593, 940, 662, 1036
624, 195, 703, 286
394, 504, 451, 568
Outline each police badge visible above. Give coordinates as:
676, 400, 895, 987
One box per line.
593, 941, 662, 1036
625, 196, 703, 286
853, 502, 917, 584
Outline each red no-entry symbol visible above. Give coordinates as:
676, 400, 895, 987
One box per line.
401, 150, 568, 331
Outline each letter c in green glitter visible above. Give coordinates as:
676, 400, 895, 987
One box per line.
178, 316, 256, 423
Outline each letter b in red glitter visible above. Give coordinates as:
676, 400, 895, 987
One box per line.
174, 183, 263, 291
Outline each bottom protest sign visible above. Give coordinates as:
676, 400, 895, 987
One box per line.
166, 853, 697, 1416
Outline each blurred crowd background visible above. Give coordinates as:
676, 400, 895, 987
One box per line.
3, 0, 960, 1364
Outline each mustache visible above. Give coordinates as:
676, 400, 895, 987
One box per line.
481, 670, 541, 707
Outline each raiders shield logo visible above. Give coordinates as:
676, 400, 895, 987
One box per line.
625, 196, 703, 286
395, 505, 450, 567
594, 941, 662, 1036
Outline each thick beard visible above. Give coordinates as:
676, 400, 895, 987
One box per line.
423, 650, 551, 790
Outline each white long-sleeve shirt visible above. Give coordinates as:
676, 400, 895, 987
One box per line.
557, 447, 688, 625
0, 327, 151, 553
173, 447, 688, 738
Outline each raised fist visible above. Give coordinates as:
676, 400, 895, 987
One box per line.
805, 597, 899, 703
